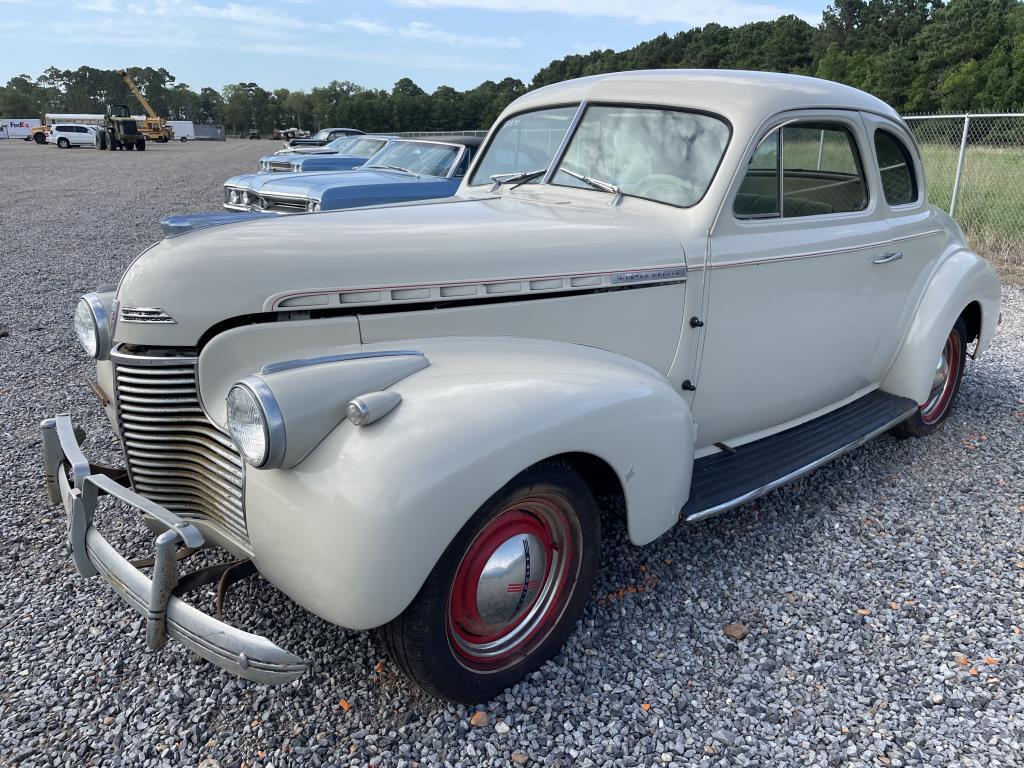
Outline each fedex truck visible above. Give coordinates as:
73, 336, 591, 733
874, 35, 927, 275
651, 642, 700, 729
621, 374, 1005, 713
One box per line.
1, 118, 42, 139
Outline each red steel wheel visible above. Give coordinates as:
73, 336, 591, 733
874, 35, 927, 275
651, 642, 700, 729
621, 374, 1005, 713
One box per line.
892, 317, 968, 438
379, 461, 600, 702
447, 493, 581, 671
919, 329, 962, 425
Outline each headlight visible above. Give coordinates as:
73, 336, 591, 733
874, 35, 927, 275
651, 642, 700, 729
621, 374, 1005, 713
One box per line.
74, 293, 111, 360
225, 377, 285, 468
241, 191, 250, 205
306, 200, 320, 213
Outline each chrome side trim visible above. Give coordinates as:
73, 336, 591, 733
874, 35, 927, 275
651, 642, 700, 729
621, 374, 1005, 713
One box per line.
261, 349, 425, 375
710, 229, 944, 270
268, 263, 687, 311
684, 404, 917, 523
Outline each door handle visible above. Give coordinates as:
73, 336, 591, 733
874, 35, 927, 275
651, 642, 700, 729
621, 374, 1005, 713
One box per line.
873, 251, 903, 264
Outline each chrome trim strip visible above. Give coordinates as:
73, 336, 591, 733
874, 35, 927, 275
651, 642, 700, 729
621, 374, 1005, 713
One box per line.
684, 403, 917, 524
261, 349, 425, 375
710, 229, 944, 270
269, 263, 687, 310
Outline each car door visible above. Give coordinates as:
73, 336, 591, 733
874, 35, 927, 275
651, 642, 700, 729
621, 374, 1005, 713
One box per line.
858, 113, 946, 376
691, 111, 892, 451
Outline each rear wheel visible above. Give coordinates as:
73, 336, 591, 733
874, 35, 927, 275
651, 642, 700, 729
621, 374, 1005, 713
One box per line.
379, 461, 600, 702
137, 139, 146, 151
125, 141, 134, 151
892, 317, 968, 438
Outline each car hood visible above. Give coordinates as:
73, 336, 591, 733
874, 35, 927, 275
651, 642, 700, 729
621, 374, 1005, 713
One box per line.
259, 169, 430, 198
115, 194, 687, 347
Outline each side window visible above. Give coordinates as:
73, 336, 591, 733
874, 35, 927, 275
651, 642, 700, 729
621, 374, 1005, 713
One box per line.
874, 129, 918, 206
782, 123, 867, 217
734, 129, 780, 217
735, 122, 868, 219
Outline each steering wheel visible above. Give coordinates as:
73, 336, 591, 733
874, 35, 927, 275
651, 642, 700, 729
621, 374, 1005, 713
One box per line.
630, 174, 695, 205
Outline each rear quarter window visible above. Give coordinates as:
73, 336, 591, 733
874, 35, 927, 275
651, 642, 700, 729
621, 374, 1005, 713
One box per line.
874, 129, 919, 206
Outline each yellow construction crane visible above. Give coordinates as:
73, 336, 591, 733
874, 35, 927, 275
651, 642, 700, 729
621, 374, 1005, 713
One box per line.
117, 69, 174, 142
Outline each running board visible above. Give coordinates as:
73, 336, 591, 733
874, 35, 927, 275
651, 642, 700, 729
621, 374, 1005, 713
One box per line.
683, 390, 917, 523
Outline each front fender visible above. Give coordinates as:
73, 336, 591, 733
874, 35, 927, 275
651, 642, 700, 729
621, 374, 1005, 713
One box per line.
881, 249, 1000, 404
243, 337, 694, 630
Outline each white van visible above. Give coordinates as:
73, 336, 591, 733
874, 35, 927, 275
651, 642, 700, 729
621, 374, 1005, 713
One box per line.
49, 124, 97, 148
167, 121, 195, 142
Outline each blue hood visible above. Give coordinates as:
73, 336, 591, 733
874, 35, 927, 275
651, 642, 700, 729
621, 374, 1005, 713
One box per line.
289, 153, 369, 172
256, 168, 436, 198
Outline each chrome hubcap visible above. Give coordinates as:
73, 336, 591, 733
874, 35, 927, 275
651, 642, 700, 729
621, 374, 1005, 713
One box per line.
476, 533, 547, 629
920, 331, 961, 424
447, 495, 581, 671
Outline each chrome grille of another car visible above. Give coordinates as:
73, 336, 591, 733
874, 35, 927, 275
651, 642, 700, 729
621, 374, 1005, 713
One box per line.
112, 349, 250, 552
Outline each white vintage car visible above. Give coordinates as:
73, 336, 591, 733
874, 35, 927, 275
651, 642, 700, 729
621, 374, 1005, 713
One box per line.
45, 70, 1000, 702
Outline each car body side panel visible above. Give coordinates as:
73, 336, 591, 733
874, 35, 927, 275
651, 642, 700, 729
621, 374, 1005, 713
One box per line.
243, 337, 694, 630
881, 248, 1000, 404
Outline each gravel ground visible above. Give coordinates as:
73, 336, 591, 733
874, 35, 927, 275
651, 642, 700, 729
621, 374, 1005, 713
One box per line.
1, 137, 1023, 768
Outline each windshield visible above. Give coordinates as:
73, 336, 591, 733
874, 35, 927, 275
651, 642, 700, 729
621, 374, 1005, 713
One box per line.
551, 106, 730, 207
469, 105, 578, 186
343, 137, 389, 158
312, 129, 331, 141
365, 141, 460, 176
326, 136, 357, 151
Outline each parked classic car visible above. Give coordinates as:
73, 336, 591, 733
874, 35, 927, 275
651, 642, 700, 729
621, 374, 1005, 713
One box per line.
285, 126, 363, 148
203, 137, 481, 219
256, 135, 396, 173
46, 70, 999, 703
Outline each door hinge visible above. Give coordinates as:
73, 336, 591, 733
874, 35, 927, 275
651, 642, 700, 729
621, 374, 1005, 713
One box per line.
689, 317, 705, 328
681, 380, 697, 392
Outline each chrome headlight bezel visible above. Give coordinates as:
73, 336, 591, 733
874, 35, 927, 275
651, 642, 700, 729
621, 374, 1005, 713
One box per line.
306, 200, 320, 213
225, 376, 285, 469
74, 293, 112, 360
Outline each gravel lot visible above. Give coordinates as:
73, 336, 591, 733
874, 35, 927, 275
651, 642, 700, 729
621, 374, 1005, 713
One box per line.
1, 137, 1022, 768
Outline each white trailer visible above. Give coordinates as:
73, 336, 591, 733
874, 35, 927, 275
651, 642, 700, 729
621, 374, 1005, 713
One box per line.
166, 120, 195, 142
1, 118, 42, 139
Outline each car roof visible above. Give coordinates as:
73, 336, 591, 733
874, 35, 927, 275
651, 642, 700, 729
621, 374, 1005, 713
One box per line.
506, 69, 901, 127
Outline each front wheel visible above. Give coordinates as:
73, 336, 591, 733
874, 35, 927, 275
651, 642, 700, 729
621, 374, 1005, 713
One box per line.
892, 317, 968, 438
136, 139, 145, 151
379, 461, 600, 702
56, 137, 70, 148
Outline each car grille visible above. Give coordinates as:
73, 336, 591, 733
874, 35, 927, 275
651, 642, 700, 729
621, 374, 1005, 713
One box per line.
112, 349, 250, 552
259, 195, 307, 213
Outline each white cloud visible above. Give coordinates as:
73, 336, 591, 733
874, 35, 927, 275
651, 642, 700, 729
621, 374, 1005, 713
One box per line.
398, 21, 520, 49
393, 0, 813, 27
340, 17, 392, 35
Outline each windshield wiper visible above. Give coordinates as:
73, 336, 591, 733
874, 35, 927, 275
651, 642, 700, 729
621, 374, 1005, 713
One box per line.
558, 168, 623, 206
366, 164, 418, 176
489, 169, 546, 192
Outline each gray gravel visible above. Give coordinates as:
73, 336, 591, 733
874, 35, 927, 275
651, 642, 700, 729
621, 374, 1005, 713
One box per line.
1, 137, 1023, 767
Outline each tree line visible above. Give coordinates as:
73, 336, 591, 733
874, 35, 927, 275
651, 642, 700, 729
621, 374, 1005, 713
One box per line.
1, 0, 1022, 135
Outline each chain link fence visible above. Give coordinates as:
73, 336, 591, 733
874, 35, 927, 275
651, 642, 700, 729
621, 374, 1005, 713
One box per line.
904, 113, 1024, 276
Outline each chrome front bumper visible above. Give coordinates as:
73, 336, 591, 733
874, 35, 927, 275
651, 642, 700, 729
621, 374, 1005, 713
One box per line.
41, 414, 306, 685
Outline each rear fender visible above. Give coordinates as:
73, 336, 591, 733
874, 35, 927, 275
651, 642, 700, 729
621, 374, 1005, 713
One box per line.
243, 337, 694, 630
881, 249, 1000, 404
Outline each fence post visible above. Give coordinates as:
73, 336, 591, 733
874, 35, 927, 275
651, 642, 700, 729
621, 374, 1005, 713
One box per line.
949, 113, 971, 218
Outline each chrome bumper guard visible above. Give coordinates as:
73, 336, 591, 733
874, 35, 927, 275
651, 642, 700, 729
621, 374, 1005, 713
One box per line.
41, 414, 306, 685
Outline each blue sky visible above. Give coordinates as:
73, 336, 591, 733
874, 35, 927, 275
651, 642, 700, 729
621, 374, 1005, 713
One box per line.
0, 0, 825, 93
